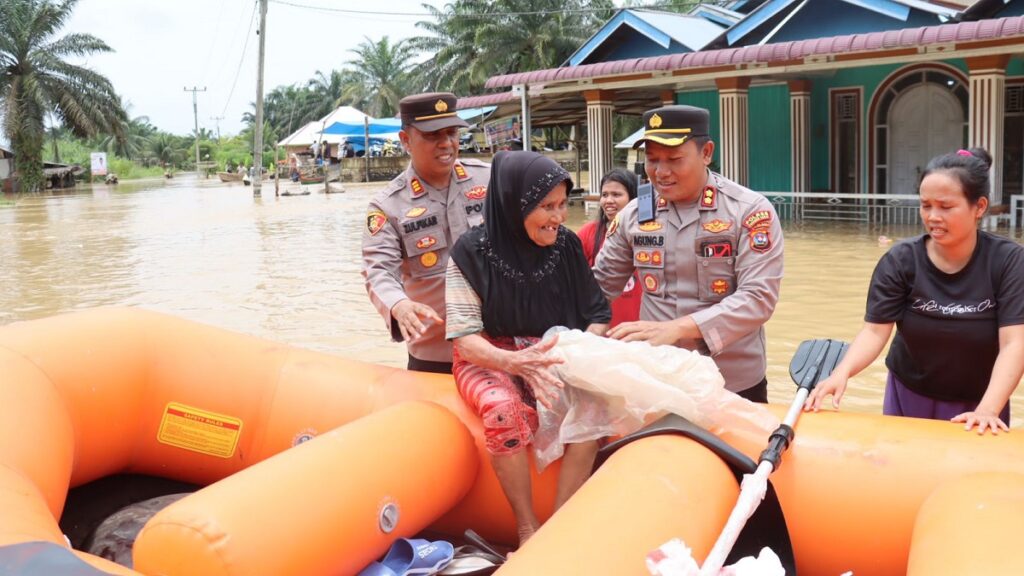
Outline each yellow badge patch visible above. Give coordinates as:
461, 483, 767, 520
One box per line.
711, 279, 729, 295
700, 186, 716, 209
649, 113, 663, 129
410, 178, 425, 197
465, 185, 487, 200
435, 99, 448, 113
638, 220, 663, 232
702, 219, 732, 233
454, 163, 468, 180
643, 273, 659, 292
636, 251, 651, 264
652, 250, 663, 266
606, 214, 620, 237
416, 236, 437, 250
366, 210, 387, 236
420, 251, 438, 268
406, 206, 427, 218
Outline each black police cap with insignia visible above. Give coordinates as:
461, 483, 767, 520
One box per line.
399, 92, 469, 133
633, 105, 710, 149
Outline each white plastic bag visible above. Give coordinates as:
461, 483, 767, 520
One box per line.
532, 329, 778, 472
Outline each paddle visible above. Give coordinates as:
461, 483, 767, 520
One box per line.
699, 338, 848, 575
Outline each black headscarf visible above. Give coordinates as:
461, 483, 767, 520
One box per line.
450, 151, 611, 338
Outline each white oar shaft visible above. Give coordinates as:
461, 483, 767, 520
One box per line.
699, 387, 810, 575
699, 461, 774, 575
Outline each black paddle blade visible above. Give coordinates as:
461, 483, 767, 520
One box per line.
789, 339, 849, 391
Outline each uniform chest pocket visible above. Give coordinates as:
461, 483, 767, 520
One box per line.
696, 257, 736, 302
402, 228, 448, 278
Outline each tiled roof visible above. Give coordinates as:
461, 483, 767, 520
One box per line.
484, 15, 1024, 89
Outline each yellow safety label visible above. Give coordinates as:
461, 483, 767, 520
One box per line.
157, 402, 243, 458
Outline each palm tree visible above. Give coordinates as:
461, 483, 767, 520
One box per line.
149, 134, 184, 169
410, 0, 615, 95
340, 37, 415, 118
0, 0, 127, 191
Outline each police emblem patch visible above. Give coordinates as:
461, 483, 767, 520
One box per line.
749, 230, 771, 252
366, 210, 387, 236
416, 236, 437, 250
636, 251, 651, 264
657, 196, 668, 210
711, 279, 729, 295
643, 273, 659, 292
638, 220, 663, 232
651, 250, 663, 266
420, 251, 439, 268
405, 206, 427, 218
435, 99, 448, 113
702, 219, 732, 233
649, 113, 663, 129
465, 186, 486, 200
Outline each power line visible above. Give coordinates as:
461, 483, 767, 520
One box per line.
220, 0, 259, 120
267, 0, 727, 18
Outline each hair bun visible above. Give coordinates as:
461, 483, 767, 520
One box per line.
966, 147, 993, 171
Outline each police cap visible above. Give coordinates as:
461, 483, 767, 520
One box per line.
399, 92, 469, 133
633, 105, 710, 149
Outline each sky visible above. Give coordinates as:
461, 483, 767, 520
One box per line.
63, 0, 450, 137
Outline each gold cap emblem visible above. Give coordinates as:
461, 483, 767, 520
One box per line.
435, 99, 449, 113
649, 113, 662, 129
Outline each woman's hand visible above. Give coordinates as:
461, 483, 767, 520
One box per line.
803, 373, 849, 412
951, 411, 1010, 435
501, 335, 565, 409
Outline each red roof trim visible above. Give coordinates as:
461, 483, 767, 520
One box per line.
484, 15, 1024, 89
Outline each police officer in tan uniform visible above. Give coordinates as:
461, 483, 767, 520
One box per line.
594, 105, 783, 401
362, 92, 491, 373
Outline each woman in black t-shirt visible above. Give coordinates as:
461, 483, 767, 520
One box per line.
805, 148, 1024, 435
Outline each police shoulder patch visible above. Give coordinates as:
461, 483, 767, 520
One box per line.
606, 214, 620, 237
366, 210, 387, 236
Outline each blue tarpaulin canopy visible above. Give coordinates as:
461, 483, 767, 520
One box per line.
322, 106, 495, 137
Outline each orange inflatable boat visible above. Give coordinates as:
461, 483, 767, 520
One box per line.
2, 308, 1024, 575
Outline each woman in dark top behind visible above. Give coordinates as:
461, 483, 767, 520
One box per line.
806, 148, 1024, 434
445, 151, 611, 546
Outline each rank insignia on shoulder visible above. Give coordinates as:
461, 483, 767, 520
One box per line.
410, 177, 425, 197
453, 163, 469, 181
638, 220, 663, 232
656, 196, 668, 210
699, 186, 716, 209
405, 206, 427, 218
702, 219, 732, 233
742, 210, 772, 230
366, 210, 387, 236
465, 185, 486, 200
606, 214, 620, 237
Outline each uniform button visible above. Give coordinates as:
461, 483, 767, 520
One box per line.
702, 261, 709, 267
728, 258, 734, 264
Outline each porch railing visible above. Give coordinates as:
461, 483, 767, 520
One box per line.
764, 192, 920, 224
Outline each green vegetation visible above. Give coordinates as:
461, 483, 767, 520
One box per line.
0, 0, 126, 191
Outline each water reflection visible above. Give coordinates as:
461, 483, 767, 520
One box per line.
2, 177, 1022, 425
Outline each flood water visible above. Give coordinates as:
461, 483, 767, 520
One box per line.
2, 175, 1023, 425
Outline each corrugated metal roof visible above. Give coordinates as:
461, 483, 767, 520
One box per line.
484, 14, 1024, 89
629, 10, 728, 51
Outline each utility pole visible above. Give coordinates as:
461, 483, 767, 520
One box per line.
184, 86, 207, 177
253, 0, 268, 195
209, 115, 224, 141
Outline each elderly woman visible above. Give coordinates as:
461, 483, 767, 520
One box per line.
446, 151, 611, 546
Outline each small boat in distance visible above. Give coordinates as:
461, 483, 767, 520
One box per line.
217, 172, 244, 183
